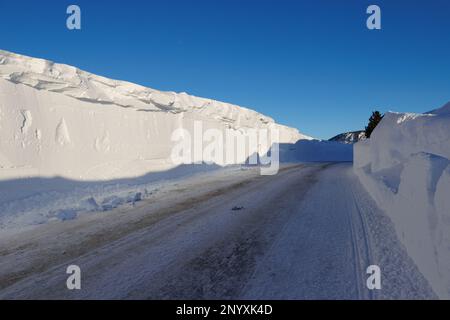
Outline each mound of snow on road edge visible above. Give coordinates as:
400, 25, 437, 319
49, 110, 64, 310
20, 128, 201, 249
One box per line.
354, 103, 450, 298
0, 50, 319, 231
0, 49, 309, 181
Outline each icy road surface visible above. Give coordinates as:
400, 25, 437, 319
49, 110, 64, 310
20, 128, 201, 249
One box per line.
0, 163, 436, 299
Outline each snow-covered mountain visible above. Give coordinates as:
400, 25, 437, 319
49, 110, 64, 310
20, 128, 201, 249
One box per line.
0, 49, 309, 181
427, 101, 450, 115
329, 130, 366, 144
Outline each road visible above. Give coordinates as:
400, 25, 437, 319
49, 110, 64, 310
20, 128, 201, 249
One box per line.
0, 163, 436, 299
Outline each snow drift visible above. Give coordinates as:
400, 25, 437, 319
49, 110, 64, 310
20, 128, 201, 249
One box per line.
354, 103, 450, 298
0, 50, 320, 231
0, 49, 308, 181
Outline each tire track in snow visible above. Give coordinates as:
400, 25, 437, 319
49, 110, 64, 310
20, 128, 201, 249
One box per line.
350, 187, 376, 299
0, 164, 321, 299
242, 163, 435, 299
0, 163, 437, 299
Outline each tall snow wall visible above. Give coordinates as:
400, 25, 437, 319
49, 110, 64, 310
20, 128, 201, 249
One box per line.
354, 104, 450, 298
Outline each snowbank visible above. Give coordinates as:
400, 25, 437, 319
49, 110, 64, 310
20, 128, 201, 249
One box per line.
0, 50, 315, 231
354, 103, 450, 298
0, 49, 307, 181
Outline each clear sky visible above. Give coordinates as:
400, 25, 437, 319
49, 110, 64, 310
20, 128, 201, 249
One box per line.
1, 0, 449, 139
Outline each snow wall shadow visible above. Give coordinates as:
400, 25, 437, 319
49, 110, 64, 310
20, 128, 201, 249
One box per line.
0, 140, 352, 230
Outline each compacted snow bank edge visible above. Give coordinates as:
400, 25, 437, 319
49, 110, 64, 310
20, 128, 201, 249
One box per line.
354, 105, 450, 299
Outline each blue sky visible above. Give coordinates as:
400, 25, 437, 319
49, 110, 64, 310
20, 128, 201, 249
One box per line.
1, 0, 449, 139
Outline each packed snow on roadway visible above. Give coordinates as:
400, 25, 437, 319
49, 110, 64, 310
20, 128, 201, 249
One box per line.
354, 101, 450, 298
0, 50, 351, 232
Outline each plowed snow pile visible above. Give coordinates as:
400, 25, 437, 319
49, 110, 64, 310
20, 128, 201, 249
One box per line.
0, 49, 307, 181
0, 50, 316, 231
354, 102, 450, 298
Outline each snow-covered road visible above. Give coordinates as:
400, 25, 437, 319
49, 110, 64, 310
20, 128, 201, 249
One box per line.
0, 163, 436, 299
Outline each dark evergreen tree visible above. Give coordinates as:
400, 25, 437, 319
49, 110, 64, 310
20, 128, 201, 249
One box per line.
365, 111, 384, 138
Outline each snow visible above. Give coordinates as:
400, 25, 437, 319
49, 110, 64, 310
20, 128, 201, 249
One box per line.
329, 130, 366, 144
0, 49, 316, 232
427, 101, 450, 115
354, 102, 450, 298
280, 139, 353, 162
0, 164, 435, 299
0, 48, 440, 298
0, 49, 306, 181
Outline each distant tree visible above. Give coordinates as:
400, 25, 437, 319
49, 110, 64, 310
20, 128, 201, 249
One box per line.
365, 111, 384, 138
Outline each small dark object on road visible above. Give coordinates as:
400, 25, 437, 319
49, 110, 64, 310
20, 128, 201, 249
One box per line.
231, 206, 244, 211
